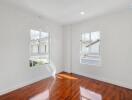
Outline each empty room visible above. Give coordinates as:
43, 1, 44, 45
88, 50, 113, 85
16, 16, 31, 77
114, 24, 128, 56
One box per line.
0, 0, 132, 100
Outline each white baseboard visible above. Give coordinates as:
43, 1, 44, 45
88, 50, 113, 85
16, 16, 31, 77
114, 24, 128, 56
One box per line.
0, 75, 50, 96
64, 68, 71, 73
67, 71, 132, 90
0, 70, 62, 96
1, 70, 131, 96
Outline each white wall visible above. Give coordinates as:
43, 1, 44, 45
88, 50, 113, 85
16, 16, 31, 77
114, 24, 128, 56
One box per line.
0, 2, 64, 95
1, 1, 132, 95
63, 25, 72, 73
63, 9, 132, 89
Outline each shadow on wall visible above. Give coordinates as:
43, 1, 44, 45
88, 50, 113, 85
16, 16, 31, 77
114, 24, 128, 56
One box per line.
46, 62, 56, 78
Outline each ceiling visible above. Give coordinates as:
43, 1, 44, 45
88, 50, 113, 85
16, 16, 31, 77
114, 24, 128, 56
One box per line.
2, 0, 132, 25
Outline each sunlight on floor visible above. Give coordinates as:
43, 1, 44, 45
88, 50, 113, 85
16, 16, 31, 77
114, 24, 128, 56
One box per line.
80, 87, 102, 100
56, 76, 63, 79
58, 73, 78, 80
30, 89, 49, 100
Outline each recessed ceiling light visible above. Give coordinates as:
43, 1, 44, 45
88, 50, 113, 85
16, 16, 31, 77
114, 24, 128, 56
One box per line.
80, 11, 85, 15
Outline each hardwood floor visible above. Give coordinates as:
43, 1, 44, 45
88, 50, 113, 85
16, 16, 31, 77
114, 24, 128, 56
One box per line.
0, 72, 132, 100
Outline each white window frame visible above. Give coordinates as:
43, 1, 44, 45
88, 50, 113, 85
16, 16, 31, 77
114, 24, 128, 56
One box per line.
80, 31, 101, 66
29, 29, 50, 67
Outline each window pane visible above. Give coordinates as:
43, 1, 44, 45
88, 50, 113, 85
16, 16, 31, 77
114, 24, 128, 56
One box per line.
40, 32, 48, 38
91, 31, 100, 41
39, 43, 46, 54
91, 42, 100, 54
30, 30, 40, 40
90, 32, 100, 54
31, 40, 39, 54
80, 32, 101, 65
82, 33, 90, 42
31, 45, 38, 54
30, 30, 49, 67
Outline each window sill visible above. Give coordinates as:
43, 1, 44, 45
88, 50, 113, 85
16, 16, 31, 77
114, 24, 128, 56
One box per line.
80, 59, 101, 66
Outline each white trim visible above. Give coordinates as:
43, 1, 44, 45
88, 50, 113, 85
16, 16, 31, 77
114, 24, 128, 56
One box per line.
1, 70, 131, 96
0, 70, 62, 96
0, 75, 49, 96
66, 70, 132, 90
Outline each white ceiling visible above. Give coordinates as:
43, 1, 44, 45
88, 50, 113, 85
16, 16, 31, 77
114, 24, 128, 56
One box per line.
2, 0, 132, 25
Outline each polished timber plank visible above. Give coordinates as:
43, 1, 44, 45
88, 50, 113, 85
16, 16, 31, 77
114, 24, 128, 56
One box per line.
0, 72, 132, 100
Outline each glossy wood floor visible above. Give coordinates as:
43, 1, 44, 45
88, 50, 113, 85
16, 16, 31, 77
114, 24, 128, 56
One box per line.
0, 72, 132, 100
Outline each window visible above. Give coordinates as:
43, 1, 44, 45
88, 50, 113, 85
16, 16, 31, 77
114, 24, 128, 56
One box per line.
80, 31, 101, 65
29, 29, 49, 67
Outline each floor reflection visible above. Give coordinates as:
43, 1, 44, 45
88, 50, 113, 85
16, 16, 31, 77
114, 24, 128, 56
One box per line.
57, 73, 78, 80
80, 87, 102, 100
30, 89, 49, 100
30, 76, 56, 100
30, 75, 102, 100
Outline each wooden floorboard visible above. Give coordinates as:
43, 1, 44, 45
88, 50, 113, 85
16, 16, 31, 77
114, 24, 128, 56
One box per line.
0, 72, 132, 100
